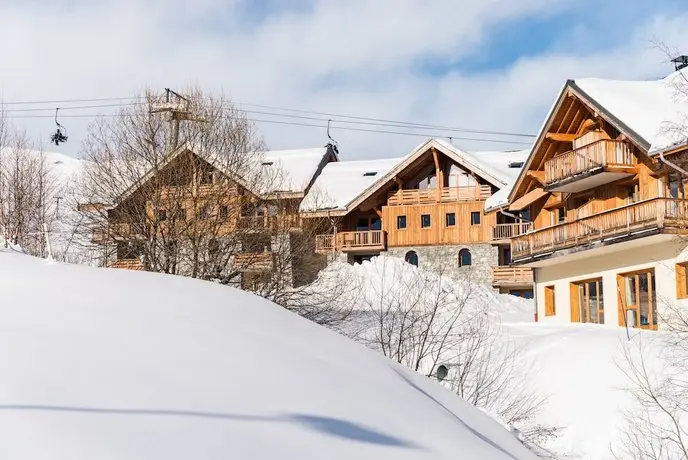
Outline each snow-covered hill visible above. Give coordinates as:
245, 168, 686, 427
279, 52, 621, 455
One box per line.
0, 249, 536, 459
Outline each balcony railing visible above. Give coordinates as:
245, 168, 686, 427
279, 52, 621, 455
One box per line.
107, 258, 144, 270
544, 139, 635, 186
315, 230, 386, 253
234, 252, 274, 272
160, 183, 239, 200
237, 214, 302, 230
491, 266, 534, 286
512, 198, 688, 261
387, 185, 491, 206
492, 223, 532, 241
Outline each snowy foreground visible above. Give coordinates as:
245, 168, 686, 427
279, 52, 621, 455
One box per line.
305, 257, 664, 459
0, 249, 536, 460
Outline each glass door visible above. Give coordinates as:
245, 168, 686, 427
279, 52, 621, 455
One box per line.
573, 278, 604, 324
619, 269, 657, 330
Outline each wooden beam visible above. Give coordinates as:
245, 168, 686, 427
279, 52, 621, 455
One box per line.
545, 133, 576, 142
543, 193, 564, 209
555, 96, 576, 133
394, 176, 403, 191
373, 207, 383, 218
577, 118, 597, 136
432, 148, 442, 202
509, 187, 549, 211
526, 170, 546, 186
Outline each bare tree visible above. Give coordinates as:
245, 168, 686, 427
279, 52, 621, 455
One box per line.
76, 87, 328, 298
614, 301, 688, 460
297, 255, 561, 455
0, 123, 59, 255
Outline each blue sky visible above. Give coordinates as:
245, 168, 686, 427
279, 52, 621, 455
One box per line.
1, 0, 688, 159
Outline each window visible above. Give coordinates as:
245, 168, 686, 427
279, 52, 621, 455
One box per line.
557, 208, 566, 224
458, 248, 471, 267
571, 278, 604, 324
397, 215, 407, 229
219, 205, 229, 220
677, 262, 688, 299
520, 208, 531, 222
370, 217, 382, 231
619, 269, 657, 329
405, 250, 418, 267
421, 214, 431, 228
200, 170, 214, 185
356, 218, 369, 231
626, 184, 639, 203
198, 204, 210, 220
544, 285, 555, 316
471, 212, 481, 225
668, 174, 684, 199
353, 254, 374, 264
363, 171, 378, 177
445, 213, 456, 227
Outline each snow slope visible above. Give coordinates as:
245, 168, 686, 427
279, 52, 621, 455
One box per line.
0, 249, 536, 460
504, 322, 659, 459
303, 256, 670, 459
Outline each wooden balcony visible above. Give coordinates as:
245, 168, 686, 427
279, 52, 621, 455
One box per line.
387, 185, 491, 206
237, 214, 302, 231
512, 198, 688, 262
234, 252, 274, 272
315, 230, 386, 253
492, 223, 532, 241
491, 266, 534, 287
160, 183, 239, 200
544, 140, 635, 193
107, 258, 144, 270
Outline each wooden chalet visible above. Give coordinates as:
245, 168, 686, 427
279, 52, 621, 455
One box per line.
505, 71, 688, 329
80, 143, 338, 289
301, 138, 532, 295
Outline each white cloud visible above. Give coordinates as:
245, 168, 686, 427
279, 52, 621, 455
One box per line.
0, 0, 687, 159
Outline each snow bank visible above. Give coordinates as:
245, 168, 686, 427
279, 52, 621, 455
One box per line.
306, 255, 533, 324
0, 250, 536, 459
503, 322, 663, 459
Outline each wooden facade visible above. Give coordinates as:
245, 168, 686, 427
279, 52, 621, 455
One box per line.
508, 83, 688, 265
310, 140, 534, 293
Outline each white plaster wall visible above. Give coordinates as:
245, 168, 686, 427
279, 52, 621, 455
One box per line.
534, 237, 688, 327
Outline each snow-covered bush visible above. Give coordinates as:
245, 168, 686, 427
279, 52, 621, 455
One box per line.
291, 255, 560, 456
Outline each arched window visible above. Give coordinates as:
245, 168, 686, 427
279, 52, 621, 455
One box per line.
405, 250, 419, 267
459, 248, 472, 267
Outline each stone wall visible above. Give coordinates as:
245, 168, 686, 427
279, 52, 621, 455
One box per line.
385, 244, 498, 286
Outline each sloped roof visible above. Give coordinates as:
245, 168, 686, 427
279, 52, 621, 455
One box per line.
113, 143, 333, 205
299, 157, 402, 213
343, 138, 514, 214
509, 71, 688, 205
573, 71, 688, 154
473, 149, 530, 212
260, 147, 335, 194
301, 139, 527, 215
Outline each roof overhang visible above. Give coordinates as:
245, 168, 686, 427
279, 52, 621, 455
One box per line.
345, 138, 506, 213
508, 80, 653, 205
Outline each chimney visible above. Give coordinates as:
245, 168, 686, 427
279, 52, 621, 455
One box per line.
671, 55, 688, 71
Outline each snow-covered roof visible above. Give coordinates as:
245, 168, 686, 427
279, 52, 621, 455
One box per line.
574, 71, 688, 154
471, 149, 530, 212
260, 147, 333, 195
0, 249, 539, 459
300, 157, 402, 213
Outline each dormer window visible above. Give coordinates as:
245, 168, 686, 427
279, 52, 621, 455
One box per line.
508, 161, 524, 168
